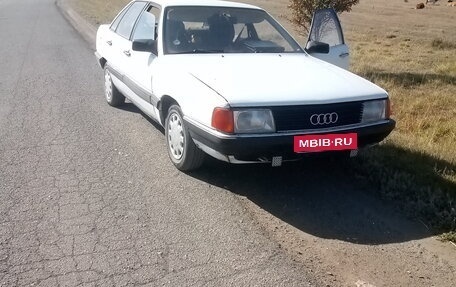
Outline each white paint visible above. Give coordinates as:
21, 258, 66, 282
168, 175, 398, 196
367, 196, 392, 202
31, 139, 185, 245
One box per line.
96, 0, 388, 134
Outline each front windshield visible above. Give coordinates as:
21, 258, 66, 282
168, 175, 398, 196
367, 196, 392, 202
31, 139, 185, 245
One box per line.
163, 6, 303, 54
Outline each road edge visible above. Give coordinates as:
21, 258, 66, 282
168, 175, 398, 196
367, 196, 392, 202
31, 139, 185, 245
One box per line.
55, 0, 97, 50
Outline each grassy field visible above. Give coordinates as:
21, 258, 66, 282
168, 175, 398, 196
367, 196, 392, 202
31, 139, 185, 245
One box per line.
70, 0, 456, 240
337, 0, 456, 240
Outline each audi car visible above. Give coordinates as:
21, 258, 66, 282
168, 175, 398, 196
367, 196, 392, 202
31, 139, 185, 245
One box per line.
95, 0, 395, 171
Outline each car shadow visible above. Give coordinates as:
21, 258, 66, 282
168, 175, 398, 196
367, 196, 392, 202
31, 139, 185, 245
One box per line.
115, 101, 454, 245
116, 102, 165, 134
188, 145, 455, 245
114, 102, 141, 114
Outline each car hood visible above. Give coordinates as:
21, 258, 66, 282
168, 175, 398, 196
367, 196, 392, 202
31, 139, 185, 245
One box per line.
169, 53, 387, 107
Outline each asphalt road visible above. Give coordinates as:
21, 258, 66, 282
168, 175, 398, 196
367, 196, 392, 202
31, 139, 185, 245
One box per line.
0, 0, 315, 285
2, 0, 456, 286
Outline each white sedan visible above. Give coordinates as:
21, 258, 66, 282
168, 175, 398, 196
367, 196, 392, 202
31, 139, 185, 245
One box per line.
95, 0, 395, 171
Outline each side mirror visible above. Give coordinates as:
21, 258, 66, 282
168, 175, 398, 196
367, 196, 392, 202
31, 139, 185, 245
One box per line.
132, 39, 157, 54
305, 41, 330, 54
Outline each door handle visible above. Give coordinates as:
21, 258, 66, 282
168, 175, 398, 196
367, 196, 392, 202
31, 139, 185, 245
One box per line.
339, 52, 350, 58
123, 50, 131, 57
106, 40, 112, 46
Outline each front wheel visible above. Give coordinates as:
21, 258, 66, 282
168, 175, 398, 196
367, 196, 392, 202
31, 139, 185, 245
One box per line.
104, 65, 125, 107
165, 105, 205, 171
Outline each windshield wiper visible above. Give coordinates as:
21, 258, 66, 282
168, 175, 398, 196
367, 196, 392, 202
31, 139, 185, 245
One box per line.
190, 49, 224, 54
171, 49, 225, 55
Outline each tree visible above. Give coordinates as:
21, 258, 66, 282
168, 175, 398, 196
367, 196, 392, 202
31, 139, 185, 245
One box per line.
289, 0, 359, 33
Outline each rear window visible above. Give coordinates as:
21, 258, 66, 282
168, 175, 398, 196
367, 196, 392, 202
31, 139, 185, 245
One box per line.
116, 1, 147, 39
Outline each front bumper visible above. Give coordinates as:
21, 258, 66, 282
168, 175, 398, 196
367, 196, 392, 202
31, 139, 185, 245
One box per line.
186, 119, 396, 163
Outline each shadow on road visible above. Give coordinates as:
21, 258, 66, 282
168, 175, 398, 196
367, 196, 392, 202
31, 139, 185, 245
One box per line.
117, 102, 165, 134
188, 145, 455, 245
118, 102, 454, 245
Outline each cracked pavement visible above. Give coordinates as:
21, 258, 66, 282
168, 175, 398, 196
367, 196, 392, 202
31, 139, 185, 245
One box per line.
0, 0, 315, 286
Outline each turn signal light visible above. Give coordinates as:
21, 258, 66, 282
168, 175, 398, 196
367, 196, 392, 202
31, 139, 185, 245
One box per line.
212, 108, 234, 133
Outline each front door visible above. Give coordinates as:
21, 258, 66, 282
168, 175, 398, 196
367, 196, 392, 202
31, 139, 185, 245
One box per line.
306, 8, 350, 70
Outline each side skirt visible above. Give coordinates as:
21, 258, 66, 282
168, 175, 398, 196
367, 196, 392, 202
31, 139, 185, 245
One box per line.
110, 73, 163, 126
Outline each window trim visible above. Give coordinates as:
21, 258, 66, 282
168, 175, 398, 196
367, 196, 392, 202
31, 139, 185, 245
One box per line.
110, 2, 133, 32
115, 1, 149, 40
131, 2, 162, 42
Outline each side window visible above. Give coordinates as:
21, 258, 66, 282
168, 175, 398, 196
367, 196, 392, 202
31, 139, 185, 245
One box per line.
116, 1, 147, 39
149, 6, 161, 39
132, 5, 161, 41
110, 3, 132, 31
308, 9, 344, 47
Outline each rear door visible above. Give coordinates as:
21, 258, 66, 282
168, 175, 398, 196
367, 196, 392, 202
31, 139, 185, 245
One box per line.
109, 1, 148, 84
97, 2, 131, 65
306, 8, 349, 70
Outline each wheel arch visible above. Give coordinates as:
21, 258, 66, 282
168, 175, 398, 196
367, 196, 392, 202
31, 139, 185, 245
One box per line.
99, 57, 107, 69
158, 95, 179, 124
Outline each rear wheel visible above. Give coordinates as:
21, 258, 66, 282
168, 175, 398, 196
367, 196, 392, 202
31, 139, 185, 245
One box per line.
104, 65, 125, 107
165, 105, 204, 171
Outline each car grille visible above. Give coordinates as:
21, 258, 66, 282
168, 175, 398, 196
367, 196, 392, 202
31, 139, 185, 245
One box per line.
271, 101, 364, 131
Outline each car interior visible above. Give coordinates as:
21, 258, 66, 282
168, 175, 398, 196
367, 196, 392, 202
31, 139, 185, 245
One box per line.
163, 7, 297, 54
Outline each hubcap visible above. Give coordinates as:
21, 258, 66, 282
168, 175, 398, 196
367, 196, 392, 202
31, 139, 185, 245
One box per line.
168, 112, 185, 160
104, 70, 113, 102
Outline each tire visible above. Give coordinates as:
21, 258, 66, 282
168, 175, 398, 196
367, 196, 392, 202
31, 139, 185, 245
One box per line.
165, 105, 205, 171
104, 65, 125, 107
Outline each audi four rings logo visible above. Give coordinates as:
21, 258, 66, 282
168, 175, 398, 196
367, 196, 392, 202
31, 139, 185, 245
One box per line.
310, 113, 339, 125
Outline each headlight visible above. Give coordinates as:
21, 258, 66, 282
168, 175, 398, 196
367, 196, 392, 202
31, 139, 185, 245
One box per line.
361, 99, 388, 123
233, 109, 275, 133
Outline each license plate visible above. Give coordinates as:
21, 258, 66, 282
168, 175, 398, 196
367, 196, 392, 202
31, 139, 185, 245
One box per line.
294, 133, 358, 153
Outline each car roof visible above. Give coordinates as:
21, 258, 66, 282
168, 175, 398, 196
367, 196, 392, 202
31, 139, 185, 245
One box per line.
149, 0, 262, 10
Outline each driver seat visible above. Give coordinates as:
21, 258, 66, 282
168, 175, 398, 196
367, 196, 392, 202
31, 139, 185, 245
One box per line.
165, 20, 189, 53
208, 14, 235, 51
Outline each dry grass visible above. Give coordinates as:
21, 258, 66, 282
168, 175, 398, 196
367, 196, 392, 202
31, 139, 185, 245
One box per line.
338, 1, 455, 238
69, 0, 129, 25
70, 0, 456, 240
